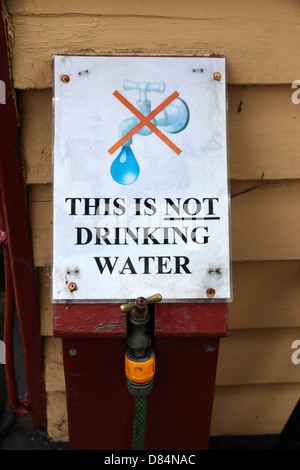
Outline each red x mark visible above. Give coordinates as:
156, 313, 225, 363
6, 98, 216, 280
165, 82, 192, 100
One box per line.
108, 90, 181, 155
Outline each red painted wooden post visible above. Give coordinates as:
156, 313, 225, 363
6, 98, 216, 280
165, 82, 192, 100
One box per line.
0, 10, 46, 428
54, 302, 227, 449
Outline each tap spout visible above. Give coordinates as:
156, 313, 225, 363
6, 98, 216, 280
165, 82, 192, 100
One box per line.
119, 116, 139, 147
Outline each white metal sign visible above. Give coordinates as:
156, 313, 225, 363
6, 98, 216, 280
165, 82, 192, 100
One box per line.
52, 55, 231, 303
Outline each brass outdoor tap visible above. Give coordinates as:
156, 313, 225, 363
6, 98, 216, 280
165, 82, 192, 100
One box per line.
121, 294, 162, 397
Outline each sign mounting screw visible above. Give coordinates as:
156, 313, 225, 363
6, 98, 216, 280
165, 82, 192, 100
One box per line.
213, 72, 222, 81
61, 74, 70, 83
68, 282, 77, 292
206, 288, 216, 298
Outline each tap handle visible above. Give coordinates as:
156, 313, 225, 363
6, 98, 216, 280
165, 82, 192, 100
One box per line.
145, 293, 163, 305
120, 293, 162, 313
123, 80, 165, 94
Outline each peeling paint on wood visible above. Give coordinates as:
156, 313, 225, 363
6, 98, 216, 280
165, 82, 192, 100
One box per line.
6, 3, 300, 89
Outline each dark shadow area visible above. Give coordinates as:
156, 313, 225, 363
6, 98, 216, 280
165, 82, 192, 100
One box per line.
209, 434, 280, 450
273, 399, 300, 450
0, 307, 69, 450
0, 245, 69, 450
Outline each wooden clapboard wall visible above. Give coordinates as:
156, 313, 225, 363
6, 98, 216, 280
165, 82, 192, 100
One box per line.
4, 0, 300, 440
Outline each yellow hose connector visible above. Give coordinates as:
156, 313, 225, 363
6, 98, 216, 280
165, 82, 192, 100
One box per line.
125, 349, 155, 384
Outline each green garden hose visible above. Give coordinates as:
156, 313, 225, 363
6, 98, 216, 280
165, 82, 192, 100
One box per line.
121, 295, 162, 451
132, 396, 147, 450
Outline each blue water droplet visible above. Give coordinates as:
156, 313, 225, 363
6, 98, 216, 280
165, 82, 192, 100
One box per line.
110, 146, 140, 185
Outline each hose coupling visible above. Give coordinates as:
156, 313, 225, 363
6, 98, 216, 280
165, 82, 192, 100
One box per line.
125, 348, 155, 397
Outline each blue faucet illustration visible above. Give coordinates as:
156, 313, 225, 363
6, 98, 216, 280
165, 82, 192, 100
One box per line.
110, 79, 190, 185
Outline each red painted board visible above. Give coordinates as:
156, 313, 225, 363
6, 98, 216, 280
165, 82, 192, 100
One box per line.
155, 302, 227, 337
62, 336, 220, 450
54, 302, 227, 337
54, 303, 127, 337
